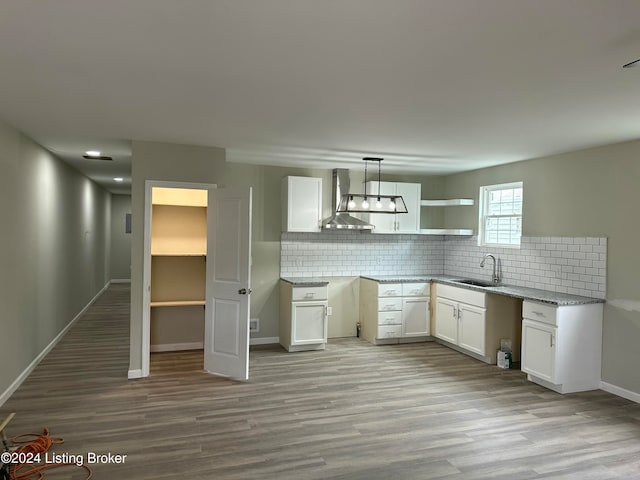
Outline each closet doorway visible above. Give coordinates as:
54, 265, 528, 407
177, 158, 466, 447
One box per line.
141, 181, 252, 380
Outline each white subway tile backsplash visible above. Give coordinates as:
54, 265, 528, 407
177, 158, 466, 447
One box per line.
280, 233, 606, 299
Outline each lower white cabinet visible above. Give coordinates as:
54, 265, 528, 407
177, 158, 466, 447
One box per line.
521, 300, 603, 393
434, 285, 487, 356
280, 281, 328, 352
434, 283, 522, 364
360, 279, 430, 345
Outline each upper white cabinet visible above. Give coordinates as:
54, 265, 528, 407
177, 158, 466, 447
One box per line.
364, 181, 421, 233
521, 300, 603, 393
282, 176, 323, 232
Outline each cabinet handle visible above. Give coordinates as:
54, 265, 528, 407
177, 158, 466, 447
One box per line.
531, 311, 545, 317
453, 307, 458, 319
550, 335, 554, 347
305, 293, 315, 298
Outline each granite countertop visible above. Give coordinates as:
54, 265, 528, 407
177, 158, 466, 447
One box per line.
361, 274, 604, 306
360, 275, 434, 284
280, 275, 604, 306
429, 276, 604, 306
280, 277, 329, 287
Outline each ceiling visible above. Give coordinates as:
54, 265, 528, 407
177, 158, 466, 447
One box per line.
2, 1, 640, 194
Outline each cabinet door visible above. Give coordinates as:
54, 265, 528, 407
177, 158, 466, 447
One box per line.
284, 177, 322, 232
434, 297, 458, 344
395, 183, 421, 233
458, 304, 486, 355
521, 320, 557, 382
291, 301, 327, 345
402, 297, 430, 337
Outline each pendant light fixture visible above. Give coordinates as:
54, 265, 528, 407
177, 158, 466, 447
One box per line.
336, 157, 407, 214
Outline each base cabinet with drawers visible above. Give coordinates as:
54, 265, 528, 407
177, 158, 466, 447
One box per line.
280, 281, 329, 352
360, 279, 430, 345
521, 300, 603, 393
434, 283, 522, 364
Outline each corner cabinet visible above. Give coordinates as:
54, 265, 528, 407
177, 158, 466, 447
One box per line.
279, 281, 328, 352
434, 283, 522, 364
359, 279, 430, 345
521, 300, 603, 393
282, 176, 323, 232
363, 181, 421, 233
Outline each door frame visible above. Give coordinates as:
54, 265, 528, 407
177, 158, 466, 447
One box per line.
141, 180, 217, 377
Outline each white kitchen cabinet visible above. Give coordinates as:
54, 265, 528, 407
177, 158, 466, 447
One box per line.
434, 283, 521, 364
434, 285, 487, 356
521, 300, 603, 393
364, 181, 421, 233
458, 303, 486, 356
360, 279, 430, 345
281, 176, 322, 232
280, 281, 328, 352
434, 297, 458, 344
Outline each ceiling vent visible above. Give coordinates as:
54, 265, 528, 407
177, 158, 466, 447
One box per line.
82, 154, 113, 161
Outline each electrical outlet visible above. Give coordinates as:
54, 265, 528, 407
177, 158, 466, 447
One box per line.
249, 318, 259, 333
295, 257, 303, 267
327, 307, 333, 316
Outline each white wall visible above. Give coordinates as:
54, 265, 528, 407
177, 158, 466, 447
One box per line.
0, 120, 111, 402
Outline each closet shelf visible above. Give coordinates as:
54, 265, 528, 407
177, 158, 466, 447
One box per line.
151, 251, 206, 257
150, 300, 206, 307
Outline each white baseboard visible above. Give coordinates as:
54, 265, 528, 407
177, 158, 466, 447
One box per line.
0, 281, 110, 407
150, 342, 203, 352
250, 336, 279, 346
600, 381, 640, 404
110, 278, 131, 284
127, 369, 144, 379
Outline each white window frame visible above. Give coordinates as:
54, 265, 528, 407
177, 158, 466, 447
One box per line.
478, 181, 523, 248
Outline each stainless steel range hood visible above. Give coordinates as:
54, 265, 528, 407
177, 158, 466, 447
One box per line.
322, 169, 374, 230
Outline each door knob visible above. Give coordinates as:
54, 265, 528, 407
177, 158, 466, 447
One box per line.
238, 288, 251, 295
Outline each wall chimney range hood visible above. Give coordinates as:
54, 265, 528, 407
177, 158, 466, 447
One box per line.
336, 157, 407, 214
322, 169, 374, 230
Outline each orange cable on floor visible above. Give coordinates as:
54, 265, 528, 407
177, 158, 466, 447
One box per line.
9, 428, 92, 480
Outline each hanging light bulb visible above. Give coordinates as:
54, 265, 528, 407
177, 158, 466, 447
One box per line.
388, 198, 396, 210
348, 196, 355, 209
375, 197, 382, 209
362, 197, 369, 209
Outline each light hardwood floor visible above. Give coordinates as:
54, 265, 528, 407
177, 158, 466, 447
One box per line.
2, 284, 640, 479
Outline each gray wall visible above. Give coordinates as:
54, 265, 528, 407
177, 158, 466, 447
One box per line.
110, 194, 132, 280
443, 139, 640, 394
0, 120, 111, 400
129, 140, 226, 372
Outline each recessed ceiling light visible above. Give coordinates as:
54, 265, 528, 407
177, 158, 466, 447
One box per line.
113, 177, 124, 182
85, 150, 101, 157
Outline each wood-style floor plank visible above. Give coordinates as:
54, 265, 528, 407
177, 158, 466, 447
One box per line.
2, 284, 640, 479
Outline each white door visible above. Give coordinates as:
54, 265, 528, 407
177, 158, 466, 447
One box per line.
458, 304, 486, 355
402, 297, 430, 337
204, 187, 252, 380
434, 297, 458, 344
521, 320, 557, 383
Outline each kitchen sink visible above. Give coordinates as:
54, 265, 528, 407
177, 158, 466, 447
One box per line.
450, 279, 496, 288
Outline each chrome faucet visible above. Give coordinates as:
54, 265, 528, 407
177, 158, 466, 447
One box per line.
480, 254, 500, 284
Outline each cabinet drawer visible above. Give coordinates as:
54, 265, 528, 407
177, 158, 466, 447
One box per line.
291, 286, 328, 301
402, 283, 429, 297
523, 301, 557, 326
378, 284, 402, 297
378, 297, 402, 311
377, 325, 402, 339
437, 283, 485, 307
378, 311, 402, 326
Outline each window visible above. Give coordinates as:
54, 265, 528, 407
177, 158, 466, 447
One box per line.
478, 181, 523, 247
